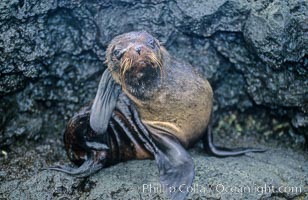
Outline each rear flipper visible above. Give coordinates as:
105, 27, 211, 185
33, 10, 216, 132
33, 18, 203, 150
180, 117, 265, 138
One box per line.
46, 152, 106, 178
47, 69, 121, 177
45, 105, 109, 177
45, 143, 108, 177
203, 114, 266, 157
90, 69, 121, 134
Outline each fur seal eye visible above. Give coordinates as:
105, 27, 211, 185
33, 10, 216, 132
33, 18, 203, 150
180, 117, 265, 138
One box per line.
113, 49, 123, 60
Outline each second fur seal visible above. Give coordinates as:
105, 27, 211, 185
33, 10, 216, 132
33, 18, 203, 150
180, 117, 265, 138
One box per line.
50, 31, 264, 200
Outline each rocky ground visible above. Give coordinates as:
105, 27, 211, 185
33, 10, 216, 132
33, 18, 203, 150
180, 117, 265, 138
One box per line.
0, 0, 307, 199
0, 119, 307, 200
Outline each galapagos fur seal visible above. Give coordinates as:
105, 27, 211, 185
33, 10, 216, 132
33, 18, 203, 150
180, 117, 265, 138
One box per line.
49, 31, 264, 200
105, 31, 213, 149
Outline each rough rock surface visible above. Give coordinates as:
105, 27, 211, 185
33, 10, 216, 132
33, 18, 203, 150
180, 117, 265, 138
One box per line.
1, 136, 307, 200
0, 0, 307, 199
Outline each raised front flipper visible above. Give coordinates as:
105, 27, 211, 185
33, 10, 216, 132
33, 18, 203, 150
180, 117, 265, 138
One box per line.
203, 113, 266, 157
90, 69, 121, 134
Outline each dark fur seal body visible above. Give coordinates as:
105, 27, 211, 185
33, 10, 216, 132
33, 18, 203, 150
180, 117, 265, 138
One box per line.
49, 31, 264, 200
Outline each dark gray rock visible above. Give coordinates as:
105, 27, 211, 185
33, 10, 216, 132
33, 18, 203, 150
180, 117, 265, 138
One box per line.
0, 0, 307, 199
1, 0, 307, 147
0, 142, 307, 200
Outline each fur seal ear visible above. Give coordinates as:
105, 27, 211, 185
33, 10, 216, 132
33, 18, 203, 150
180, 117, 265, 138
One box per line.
90, 69, 121, 134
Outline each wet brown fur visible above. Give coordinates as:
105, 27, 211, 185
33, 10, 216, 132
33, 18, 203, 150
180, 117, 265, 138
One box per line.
106, 31, 213, 148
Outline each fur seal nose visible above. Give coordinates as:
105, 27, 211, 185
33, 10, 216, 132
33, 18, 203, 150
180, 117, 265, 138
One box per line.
135, 46, 141, 55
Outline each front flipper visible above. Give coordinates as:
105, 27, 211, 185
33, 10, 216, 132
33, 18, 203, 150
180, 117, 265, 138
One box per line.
114, 94, 194, 200
203, 113, 266, 157
149, 128, 194, 200
90, 69, 121, 134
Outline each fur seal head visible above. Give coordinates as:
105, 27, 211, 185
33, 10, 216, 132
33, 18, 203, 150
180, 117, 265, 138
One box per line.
106, 31, 167, 99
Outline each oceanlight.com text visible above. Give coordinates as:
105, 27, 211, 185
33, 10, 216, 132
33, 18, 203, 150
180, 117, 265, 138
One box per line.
142, 183, 302, 195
